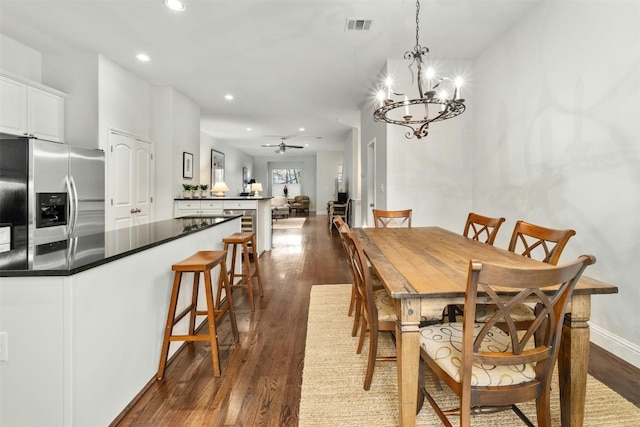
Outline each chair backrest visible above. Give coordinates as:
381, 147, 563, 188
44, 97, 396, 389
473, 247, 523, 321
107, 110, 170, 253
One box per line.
295, 195, 310, 205
332, 215, 349, 234
508, 220, 576, 265
342, 231, 378, 329
463, 212, 505, 245
372, 209, 412, 228
460, 255, 594, 392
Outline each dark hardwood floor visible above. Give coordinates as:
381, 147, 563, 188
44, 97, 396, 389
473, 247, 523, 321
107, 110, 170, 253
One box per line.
112, 214, 639, 426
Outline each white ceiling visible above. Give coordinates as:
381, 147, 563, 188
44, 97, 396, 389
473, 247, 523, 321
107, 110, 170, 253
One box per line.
0, 0, 541, 157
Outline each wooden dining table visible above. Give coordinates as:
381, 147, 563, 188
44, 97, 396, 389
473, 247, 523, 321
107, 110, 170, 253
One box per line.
353, 226, 618, 427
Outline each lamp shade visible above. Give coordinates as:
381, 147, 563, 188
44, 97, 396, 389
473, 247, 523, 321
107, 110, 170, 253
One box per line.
251, 183, 263, 196
211, 181, 230, 197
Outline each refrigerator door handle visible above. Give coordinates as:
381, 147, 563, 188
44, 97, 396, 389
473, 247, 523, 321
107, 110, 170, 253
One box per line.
65, 175, 75, 238
66, 236, 78, 267
68, 175, 79, 237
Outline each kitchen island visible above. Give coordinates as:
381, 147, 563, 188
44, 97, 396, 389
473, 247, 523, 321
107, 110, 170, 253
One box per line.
0, 215, 242, 427
173, 196, 272, 253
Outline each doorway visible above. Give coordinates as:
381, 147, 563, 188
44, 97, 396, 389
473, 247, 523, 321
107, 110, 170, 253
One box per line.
366, 138, 376, 227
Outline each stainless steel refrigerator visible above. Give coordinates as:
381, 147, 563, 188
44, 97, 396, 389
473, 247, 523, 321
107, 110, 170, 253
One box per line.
28, 138, 105, 246
0, 136, 104, 242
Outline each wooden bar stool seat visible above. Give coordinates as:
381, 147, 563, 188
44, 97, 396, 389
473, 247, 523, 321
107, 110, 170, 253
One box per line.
222, 232, 264, 312
157, 250, 239, 380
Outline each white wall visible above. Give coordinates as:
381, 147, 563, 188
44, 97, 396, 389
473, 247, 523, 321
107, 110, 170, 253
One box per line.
150, 87, 201, 219
98, 55, 152, 149
316, 150, 344, 214
42, 52, 99, 148
0, 34, 41, 82
152, 87, 174, 218
472, 1, 640, 366
200, 132, 254, 197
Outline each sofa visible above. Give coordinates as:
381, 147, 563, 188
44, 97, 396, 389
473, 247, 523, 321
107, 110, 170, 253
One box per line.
271, 196, 290, 219
290, 195, 310, 214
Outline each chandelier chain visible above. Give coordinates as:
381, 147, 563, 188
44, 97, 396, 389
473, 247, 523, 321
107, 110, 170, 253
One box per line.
415, 0, 421, 51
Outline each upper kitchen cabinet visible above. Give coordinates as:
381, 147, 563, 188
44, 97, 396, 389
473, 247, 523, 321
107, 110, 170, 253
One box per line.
0, 73, 65, 142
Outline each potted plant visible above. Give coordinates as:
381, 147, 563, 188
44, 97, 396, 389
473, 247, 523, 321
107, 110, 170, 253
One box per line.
182, 183, 193, 198
199, 184, 209, 198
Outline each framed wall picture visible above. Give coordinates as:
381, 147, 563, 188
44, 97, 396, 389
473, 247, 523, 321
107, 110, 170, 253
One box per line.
211, 149, 225, 187
242, 166, 248, 190
183, 152, 193, 179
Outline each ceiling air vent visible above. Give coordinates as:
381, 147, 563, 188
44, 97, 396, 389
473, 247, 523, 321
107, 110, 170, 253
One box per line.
345, 19, 372, 31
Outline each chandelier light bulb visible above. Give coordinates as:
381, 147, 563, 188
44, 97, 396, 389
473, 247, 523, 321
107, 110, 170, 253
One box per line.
164, 0, 185, 12
384, 76, 393, 98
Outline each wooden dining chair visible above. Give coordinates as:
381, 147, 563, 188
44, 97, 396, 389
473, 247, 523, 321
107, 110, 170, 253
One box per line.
474, 220, 577, 329
329, 201, 349, 230
419, 254, 595, 427
343, 231, 396, 390
372, 209, 412, 228
462, 212, 506, 245
333, 215, 361, 336
333, 216, 385, 338
444, 213, 506, 321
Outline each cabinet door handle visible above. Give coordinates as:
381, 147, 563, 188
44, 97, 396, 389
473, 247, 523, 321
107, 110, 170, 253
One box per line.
131, 209, 136, 214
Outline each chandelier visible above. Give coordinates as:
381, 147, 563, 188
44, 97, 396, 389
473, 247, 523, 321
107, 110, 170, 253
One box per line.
373, 0, 466, 139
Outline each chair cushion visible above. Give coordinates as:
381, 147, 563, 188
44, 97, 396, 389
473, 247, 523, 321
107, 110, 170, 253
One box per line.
373, 289, 396, 321
419, 322, 536, 387
371, 282, 440, 324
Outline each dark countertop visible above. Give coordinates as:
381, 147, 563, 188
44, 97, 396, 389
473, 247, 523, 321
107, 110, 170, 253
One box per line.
173, 196, 272, 200
0, 216, 239, 277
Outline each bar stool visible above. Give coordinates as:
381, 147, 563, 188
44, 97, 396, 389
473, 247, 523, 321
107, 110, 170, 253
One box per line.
157, 250, 239, 380
222, 232, 264, 312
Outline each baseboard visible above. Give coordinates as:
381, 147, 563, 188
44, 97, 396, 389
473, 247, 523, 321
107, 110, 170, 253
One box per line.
590, 322, 640, 369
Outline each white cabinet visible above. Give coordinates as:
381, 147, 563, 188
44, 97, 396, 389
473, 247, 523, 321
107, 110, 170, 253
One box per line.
223, 200, 257, 210
0, 74, 65, 142
201, 200, 225, 215
174, 200, 224, 217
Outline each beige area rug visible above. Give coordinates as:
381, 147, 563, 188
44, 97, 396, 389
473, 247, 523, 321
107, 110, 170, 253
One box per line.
300, 284, 640, 427
272, 217, 306, 229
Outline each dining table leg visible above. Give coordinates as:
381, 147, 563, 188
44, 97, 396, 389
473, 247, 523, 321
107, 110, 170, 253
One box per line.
558, 294, 591, 427
396, 297, 422, 426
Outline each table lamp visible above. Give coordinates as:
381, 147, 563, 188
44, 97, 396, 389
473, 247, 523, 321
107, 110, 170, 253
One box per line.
251, 183, 263, 197
211, 181, 230, 197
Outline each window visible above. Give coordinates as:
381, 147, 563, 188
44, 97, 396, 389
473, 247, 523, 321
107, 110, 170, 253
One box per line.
272, 169, 301, 184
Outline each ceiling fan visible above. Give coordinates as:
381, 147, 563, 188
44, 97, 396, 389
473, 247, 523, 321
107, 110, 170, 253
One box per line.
261, 137, 305, 154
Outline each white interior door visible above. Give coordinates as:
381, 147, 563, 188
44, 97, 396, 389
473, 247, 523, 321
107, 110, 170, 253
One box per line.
107, 130, 153, 231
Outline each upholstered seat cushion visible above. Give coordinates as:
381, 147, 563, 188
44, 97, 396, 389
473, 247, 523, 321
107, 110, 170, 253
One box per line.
373, 289, 396, 321
419, 322, 536, 387
374, 287, 441, 324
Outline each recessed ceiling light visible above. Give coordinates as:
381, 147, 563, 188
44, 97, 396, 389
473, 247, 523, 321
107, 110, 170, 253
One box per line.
299, 127, 305, 132
164, 0, 185, 12
224, 94, 234, 101
246, 127, 252, 131
136, 53, 150, 62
